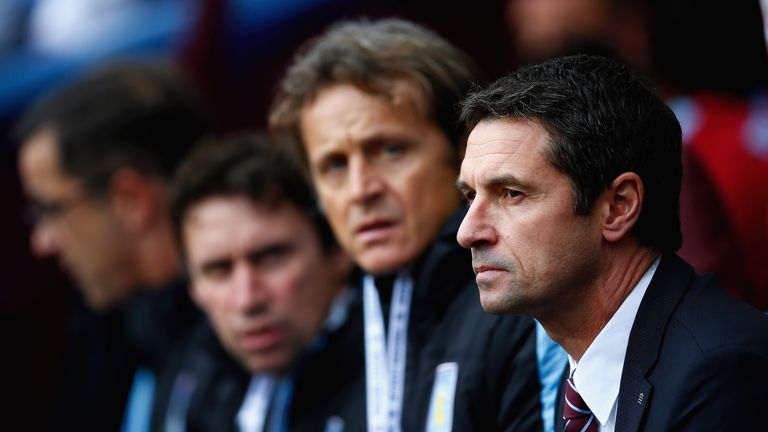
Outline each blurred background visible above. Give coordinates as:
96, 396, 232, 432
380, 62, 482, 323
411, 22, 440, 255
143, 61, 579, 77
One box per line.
1, 0, 766, 429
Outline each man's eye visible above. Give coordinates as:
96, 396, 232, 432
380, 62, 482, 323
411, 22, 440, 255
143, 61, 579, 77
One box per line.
200, 261, 232, 280
383, 143, 405, 156
372, 138, 410, 161
504, 189, 523, 200
320, 155, 347, 175
250, 244, 294, 268
463, 190, 476, 204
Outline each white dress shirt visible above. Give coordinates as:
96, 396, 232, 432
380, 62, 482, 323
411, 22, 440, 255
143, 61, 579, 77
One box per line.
567, 257, 660, 432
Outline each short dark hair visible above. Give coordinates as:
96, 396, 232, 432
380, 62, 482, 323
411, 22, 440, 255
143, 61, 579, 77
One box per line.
461, 54, 682, 252
170, 133, 337, 256
16, 60, 208, 195
269, 17, 480, 166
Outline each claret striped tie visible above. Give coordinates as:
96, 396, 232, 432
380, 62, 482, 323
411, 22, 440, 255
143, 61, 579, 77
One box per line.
563, 377, 598, 432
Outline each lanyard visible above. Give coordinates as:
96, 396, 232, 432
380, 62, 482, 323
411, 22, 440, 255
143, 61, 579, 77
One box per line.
237, 375, 276, 432
363, 272, 413, 432
266, 377, 293, 432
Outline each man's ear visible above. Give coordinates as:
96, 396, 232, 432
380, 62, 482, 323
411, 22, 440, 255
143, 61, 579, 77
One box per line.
601, 172, 644, 243
108, 168, 160, 232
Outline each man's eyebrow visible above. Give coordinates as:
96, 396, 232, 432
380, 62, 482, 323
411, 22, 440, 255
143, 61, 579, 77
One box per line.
456, 177, 470, 191
363, 131, 413, 143
456, 174, 529, 191
199, 257, 231, 272
484, 174, 527, 188
247, 242, 294, 262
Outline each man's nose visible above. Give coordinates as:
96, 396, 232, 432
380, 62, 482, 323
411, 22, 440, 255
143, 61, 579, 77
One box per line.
230, 264, 269, 313
30, 222, 61, 258
457, 199, 497, 249
348, 157, 386, 204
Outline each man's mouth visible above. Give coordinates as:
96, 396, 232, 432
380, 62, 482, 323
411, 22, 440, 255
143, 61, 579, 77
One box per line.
355, 219, 398, 243
238, 325, 284, 352
473, 264, 501, 274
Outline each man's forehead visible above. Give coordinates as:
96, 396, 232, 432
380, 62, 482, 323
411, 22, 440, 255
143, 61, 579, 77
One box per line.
19, 129, 81, 197
300, 82, 444, 165
20, 129, 61, 172
185, 197, 309, 246
467, 118, 546, 145
460, 119, 551, 182
304, 80, 430, 122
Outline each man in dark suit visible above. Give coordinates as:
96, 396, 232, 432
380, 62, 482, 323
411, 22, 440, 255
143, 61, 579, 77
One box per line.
456, 54, 768, 431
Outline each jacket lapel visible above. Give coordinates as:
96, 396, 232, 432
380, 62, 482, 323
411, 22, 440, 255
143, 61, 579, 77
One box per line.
553, 363, 569, 432
615, 254, 693, 432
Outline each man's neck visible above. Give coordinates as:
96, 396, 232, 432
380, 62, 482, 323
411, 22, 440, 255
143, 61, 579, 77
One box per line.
541, 246, 660, 361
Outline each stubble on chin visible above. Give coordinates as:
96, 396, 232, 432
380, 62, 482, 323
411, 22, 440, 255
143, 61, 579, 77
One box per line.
478, 286, 527, 315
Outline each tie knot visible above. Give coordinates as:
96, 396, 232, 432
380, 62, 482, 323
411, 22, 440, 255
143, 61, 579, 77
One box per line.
563, 377, 597, 432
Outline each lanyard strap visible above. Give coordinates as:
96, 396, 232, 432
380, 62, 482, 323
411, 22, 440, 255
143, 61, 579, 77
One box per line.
363, 272, 413, 432
237, 375, 276, 432
266, 377, 293, 432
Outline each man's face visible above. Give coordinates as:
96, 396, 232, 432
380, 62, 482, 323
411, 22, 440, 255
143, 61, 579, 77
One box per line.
456, 119, 601, 316
18, 129, 137, 310
183, 196, 348, 373
300, 82, 460, 275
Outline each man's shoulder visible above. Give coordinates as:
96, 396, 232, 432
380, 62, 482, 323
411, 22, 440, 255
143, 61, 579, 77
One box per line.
152, 320, 248, 432
634, 253, 768, 356
619, 255, 768, 430
666, 268, 768, 355
629, 254, 768, 395
645, 274, 768, 429
155, 319, 246, 396
290, 297, 367, 432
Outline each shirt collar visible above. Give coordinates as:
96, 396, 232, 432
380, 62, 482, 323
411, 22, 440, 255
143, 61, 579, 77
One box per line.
568, 257, 660, 425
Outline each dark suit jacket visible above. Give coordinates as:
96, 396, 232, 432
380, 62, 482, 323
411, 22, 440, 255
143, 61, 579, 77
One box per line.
556, 253, 768, 431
